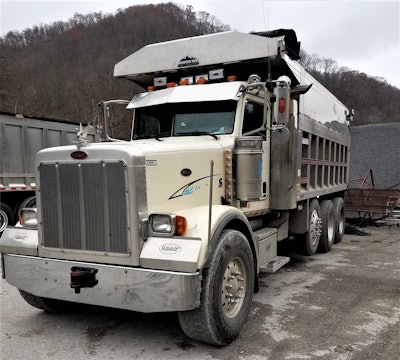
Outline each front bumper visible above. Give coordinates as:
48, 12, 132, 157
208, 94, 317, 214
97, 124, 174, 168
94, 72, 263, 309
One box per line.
2, 253, 201, 312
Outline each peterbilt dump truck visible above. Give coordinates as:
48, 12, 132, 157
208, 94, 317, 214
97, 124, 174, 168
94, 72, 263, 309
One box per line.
0, 114, 98, 232
0, 30, 352, 345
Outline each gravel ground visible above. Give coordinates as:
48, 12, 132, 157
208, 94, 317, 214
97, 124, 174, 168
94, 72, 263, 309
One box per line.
1, 225, 399, 360
349, 122, 400, 188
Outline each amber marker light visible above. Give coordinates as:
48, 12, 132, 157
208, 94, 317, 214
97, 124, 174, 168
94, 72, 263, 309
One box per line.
175, 215, 187, 235
279, 98, 286, 113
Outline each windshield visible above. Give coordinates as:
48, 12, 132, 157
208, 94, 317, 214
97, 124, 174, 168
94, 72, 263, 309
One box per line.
132, 101, 236, 140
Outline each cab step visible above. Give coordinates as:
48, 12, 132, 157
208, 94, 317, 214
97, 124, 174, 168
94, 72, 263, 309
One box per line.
259, 256, 290, 273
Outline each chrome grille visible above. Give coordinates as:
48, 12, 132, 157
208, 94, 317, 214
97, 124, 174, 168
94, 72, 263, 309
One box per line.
39, 161, 128, 253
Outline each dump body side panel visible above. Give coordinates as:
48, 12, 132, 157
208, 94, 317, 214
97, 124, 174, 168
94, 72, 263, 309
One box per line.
0, 114, 98, 189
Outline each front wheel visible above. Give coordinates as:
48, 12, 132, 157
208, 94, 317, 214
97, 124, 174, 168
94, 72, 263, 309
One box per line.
19, 289, 73, 313
178, 229, 255, 346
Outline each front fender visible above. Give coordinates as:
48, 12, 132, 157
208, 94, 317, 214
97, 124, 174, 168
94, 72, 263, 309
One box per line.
0, 226, 38, 256
178, 205, 256, 270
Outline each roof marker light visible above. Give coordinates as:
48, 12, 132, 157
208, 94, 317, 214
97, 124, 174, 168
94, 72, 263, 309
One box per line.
227, 75, 237, 82
154, 77, 167, 87
209, 68, 224, 81
167, 82, 177, 88
180, 76, 194, 85
195, 74, 208, 84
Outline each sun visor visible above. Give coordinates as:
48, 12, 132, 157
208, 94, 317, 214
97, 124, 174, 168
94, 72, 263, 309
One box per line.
127, 82, 243, 109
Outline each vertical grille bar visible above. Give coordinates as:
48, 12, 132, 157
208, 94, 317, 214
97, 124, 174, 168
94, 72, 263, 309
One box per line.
39, 161, 128, 253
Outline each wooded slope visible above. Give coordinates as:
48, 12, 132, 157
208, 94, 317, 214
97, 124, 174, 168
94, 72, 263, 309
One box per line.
1, 2, 398, 126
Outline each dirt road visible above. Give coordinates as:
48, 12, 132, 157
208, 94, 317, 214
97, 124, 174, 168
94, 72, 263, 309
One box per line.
1, 225, 399, 359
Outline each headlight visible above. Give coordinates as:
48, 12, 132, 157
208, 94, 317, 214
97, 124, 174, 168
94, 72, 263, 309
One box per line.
19, 208, 38, 228
149, 213, 187, 237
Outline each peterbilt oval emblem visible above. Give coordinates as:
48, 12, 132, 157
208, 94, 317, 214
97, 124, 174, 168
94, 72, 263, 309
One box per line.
159, 244, 182, 254
180, 168, 192, 177
71, 151, 87, 159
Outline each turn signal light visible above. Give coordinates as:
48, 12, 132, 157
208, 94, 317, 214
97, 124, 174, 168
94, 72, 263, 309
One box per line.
175, 215, 187, 235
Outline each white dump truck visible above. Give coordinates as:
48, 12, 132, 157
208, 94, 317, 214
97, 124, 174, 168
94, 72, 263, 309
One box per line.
0, 114, 98, 232
0, 30, 352, 345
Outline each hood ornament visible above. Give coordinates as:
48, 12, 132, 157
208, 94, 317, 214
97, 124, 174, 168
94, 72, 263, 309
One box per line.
74, 123, 90, 149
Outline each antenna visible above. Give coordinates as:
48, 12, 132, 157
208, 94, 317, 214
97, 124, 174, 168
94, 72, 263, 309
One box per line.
261, 0, 272, 84
261, 0, 268, 32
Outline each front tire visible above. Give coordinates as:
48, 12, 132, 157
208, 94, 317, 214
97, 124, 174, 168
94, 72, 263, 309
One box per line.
19, 289, 73, 313
178, 229, 255, 346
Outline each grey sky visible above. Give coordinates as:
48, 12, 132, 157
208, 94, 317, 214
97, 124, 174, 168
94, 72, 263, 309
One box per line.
1, 0, 399, 88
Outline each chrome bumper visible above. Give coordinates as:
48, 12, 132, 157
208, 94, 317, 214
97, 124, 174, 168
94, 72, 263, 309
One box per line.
2, 253, 201, 312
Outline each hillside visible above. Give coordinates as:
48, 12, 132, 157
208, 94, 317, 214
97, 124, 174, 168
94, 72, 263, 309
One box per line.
0, 2, 399, 126
0, 3, 230, 122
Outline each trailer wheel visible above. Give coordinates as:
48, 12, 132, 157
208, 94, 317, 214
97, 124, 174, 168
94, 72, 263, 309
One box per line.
332, 197, 345, 243
18, 289, 73, 313
18, 196, 37, 211
178, 229, 254, 345
317, 200, 335, 253
299, 199, 321, 256
0, 202, 14, 232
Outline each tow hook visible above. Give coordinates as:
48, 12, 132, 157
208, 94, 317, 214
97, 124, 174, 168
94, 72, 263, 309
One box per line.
70, 267, 98, 294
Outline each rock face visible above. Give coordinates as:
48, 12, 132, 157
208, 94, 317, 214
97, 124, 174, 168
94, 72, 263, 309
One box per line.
349, 122, 400, 189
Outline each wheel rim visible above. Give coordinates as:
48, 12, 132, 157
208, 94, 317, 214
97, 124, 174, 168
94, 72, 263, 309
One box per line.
309, 209, 320, 246
221, 256, 246, 318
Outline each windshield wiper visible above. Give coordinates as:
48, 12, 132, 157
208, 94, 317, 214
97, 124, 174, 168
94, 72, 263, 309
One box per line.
133, 135, 163, 141
175, 131, 218, 139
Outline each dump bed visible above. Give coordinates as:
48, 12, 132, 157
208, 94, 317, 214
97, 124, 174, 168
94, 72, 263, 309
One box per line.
0, 114, 97, 190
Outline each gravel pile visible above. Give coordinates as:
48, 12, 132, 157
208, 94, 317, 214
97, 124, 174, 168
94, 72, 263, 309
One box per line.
349, 122, 400, 189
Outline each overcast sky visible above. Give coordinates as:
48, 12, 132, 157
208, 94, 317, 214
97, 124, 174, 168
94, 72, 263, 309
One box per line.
1, 0, 399, 88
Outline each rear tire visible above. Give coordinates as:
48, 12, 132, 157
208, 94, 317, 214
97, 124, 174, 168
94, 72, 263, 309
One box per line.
0, 202, 14, 232
19, 289, 73, 313
317, 200, 335, 253
18, 196, 37, 211
332, 197, 345, 243
178, 229, 254, 345
299, 199, 321, 256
